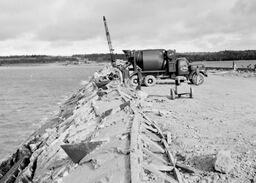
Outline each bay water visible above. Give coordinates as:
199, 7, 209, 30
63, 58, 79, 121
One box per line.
0, 64, 101, 160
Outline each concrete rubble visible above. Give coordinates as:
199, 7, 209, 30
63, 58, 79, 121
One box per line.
0, 65, 253, 183
0, 66, 194, 183
214, 150, 234, 174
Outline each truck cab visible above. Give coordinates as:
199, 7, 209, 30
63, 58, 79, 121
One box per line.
168, 57, 190, 75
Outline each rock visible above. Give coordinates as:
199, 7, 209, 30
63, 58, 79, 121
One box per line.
165, 131, 172, 145
63, 170, 69, 177
29, 143, 38, 152
41, 132, 49, 140
214, 150, 234, 173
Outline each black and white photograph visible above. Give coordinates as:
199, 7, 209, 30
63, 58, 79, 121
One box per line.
0, 0, 256, 182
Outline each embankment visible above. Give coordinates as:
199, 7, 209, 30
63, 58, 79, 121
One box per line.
0, 66, 192, 183
1, 66, 255, 183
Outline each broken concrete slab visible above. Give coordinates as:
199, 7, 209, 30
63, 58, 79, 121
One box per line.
214, 150, 234, 173
61, 141, 103, 164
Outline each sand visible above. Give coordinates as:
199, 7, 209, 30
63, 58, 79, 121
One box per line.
142, 72, 256, 182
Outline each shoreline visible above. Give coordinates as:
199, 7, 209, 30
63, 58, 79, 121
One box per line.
0, 62, 106, 67
0, 64, 103, 160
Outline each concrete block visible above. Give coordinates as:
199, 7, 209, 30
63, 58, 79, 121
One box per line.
214, 150, 234, 173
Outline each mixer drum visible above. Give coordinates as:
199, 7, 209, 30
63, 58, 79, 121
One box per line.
135, 50, 165, 71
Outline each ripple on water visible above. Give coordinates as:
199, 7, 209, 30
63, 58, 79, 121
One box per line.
0, 64, 101, 158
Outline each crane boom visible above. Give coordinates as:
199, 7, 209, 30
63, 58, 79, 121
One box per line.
103, 16, 115, 65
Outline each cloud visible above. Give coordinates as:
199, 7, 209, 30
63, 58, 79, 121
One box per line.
0, 0, 255, 55
0, 0, 56, 40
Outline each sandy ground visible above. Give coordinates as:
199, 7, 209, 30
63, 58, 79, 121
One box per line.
142, 72, 256, 182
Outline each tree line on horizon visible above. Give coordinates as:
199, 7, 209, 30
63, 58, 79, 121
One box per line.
85, 50, 256, 62
177, 50, 256, 62
0, 55, 77, 65
1, 50, 256, 65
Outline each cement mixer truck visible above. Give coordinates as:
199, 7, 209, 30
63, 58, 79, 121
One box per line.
102, 16, 207, 87
123, 49, 207, 86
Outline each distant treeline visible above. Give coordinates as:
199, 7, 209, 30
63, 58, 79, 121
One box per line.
85, 50, 256, 62
177, 50, 256, 62
1, 50, 256, 65
84, 53, 125, 62
0, 55, 77, 65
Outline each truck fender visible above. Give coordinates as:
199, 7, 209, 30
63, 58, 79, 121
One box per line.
189, 70, 207, 79
129, 71, 137, 78
189, 68, 199, 79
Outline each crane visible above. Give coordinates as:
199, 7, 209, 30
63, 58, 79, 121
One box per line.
103, 16, 115, 66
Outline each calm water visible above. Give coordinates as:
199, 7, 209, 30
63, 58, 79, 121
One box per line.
0, 64, 101, 160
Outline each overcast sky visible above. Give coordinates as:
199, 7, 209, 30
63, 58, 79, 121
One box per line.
0, 0, 255, 56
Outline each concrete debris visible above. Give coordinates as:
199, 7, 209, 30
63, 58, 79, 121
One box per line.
29, 143, 38, 153
61, 141, 103, 164
165, 131, 172, 145
214, 150, 234, 173
1, 65, 247, 183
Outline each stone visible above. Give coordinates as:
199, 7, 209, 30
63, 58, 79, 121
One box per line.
61, 141, 103, 163
29, 143, 37, 152
214, 150, 234, 173
41, 132, 49, 140
165, 131, 172, 145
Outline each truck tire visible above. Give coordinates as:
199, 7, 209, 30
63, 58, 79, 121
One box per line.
130, 75, 138, 87
144, 75, 156, 87
191, 73, 204, 85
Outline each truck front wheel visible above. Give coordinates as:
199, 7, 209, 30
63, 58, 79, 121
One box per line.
144, 75, 157, 87
130, 75, 138, 87
191, 73, 204, 85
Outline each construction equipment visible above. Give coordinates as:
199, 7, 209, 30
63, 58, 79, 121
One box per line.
103, 16, 115, 66
103, 17, 206, 88
123, 49, 207, 87
170, 76, 193, 100
103, 16, 143, 89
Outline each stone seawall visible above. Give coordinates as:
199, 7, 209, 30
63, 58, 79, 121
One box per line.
0, 66, 194, 183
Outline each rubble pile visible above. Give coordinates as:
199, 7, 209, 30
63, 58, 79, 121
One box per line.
0, 66, 193, 183
1, 66, 252, 183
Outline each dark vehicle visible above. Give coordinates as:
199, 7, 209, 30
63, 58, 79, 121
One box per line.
123, 49, 207, 86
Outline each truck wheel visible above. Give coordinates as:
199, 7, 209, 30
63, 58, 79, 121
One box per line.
192, 73, 204, 85
130, 75, 138, 87
144, 75, 156, 87
190, 87, 193, 98
170, 89, 175, 100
